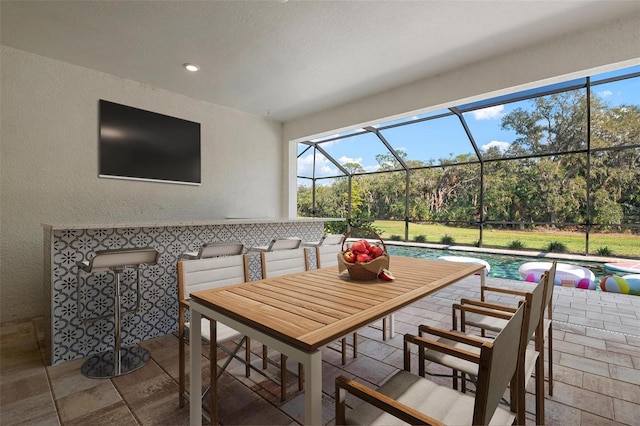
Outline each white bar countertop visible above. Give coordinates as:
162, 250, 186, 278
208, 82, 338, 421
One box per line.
42, 217, 340, 231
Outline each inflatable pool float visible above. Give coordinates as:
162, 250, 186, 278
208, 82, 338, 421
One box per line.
437, 256, 490, 276
600, 274, 640, 296
519, 262, 595, 289
604, 261, 640, 274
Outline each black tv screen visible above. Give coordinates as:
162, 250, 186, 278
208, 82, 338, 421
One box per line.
99, 100, 201, 185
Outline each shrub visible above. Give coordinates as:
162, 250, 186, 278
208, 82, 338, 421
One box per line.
390, 235, 402, 241
440, 234, 455, 245
596, 246, 613, 256
325, 219, 379, 236
547, 241, 567, 253
508, 240, 525, 250
414, 235, 427, 243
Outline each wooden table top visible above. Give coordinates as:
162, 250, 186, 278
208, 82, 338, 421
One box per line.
190, 256, 483, 352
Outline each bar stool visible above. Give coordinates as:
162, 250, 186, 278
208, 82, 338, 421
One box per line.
76, 247, 159, 378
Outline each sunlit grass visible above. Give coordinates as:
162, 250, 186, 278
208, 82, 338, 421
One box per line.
373, 220, 640, 258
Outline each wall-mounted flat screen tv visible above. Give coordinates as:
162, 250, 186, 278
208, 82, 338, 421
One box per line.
99, 100, 201, 185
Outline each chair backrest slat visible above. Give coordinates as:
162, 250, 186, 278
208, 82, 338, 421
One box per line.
316, 244, 342, 268
524, 273, 548, 343
545, 261, 557, 321
474, 303, 526, 425
475, 272, 547, 424
178, 254, 248, 300
261, 248, 308, 278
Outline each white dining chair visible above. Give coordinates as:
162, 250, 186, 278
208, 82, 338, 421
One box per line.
315, 243, 358, 365
177, 254, 250, 411
260, 248, 309, 401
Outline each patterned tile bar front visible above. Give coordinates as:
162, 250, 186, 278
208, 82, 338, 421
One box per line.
43, 219, 326, 365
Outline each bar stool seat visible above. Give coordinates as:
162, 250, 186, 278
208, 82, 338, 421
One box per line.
181, 242, 244, 259
77, 247, 159, 378
302, 234, 344, 247
247, 237, 302, 253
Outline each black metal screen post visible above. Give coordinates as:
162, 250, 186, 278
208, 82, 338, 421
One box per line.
405, 170, 410, 241
479, 161, 485, 247
451, 107, 485, 247
312, 147, 317, 216
347, 176, 353, 233
585, 76, 592, 255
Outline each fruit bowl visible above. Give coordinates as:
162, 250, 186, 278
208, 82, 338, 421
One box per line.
337, 228, 389, 281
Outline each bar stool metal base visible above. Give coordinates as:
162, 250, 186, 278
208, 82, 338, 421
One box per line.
81, 346, 150, 378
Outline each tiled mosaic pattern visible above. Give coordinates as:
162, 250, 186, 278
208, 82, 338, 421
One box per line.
45, 221, 324, 365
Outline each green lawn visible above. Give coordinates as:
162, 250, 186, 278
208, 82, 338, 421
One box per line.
372, 220, 640, 258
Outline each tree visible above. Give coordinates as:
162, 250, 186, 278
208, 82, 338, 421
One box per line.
297, 80, 640, 241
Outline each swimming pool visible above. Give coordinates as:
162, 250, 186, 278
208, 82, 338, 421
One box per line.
386, 245, 607, 283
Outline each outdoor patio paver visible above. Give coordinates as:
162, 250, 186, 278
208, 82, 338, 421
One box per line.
1, 276, 640, 425
582, 372, 640, 404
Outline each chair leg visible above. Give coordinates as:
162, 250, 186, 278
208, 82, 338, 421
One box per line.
262, 345, 268, 369
280, 354, 287, 401
335, 380, 347, 425
509, 369, 519, 421
453, 368, 459, 391
210, 321, 218, 425
548, 326, 554, 396
341, 337, 347, 365
382, 317, 388, 341
178, 327, 186, 408
298, 363, 304, 391
515, 358, 526, 426
245, 337, 251, 378
353, 332, 358, 358
535, 355, 545, 426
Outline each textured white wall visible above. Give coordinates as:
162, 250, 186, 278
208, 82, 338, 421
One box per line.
0, 46, 283, 321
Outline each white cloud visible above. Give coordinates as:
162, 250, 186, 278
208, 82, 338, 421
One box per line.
338, 156, 381, 173
298, 153, 383, 178
297, 153, 340, 178
472, 105, 504, 120
338, 155, 380, 173
338, 155, 363, 165
481, 140, 510, 153
598, 90, 613, 97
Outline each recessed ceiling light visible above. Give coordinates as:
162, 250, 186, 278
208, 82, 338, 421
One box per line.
183, 63, 200, 72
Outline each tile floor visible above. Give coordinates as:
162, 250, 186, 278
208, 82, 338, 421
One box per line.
2, 276, 640, 425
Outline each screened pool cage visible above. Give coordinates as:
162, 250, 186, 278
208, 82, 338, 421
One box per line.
297, 65, 640, 256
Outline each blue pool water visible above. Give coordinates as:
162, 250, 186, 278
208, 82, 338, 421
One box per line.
386, 245, 607, 283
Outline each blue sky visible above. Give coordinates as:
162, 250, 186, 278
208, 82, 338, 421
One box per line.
298, 66, 639, 184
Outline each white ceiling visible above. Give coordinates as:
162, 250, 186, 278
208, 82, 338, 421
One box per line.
2, 1, 640, 122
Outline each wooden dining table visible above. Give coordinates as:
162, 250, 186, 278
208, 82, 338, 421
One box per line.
189, 255, 484, 425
